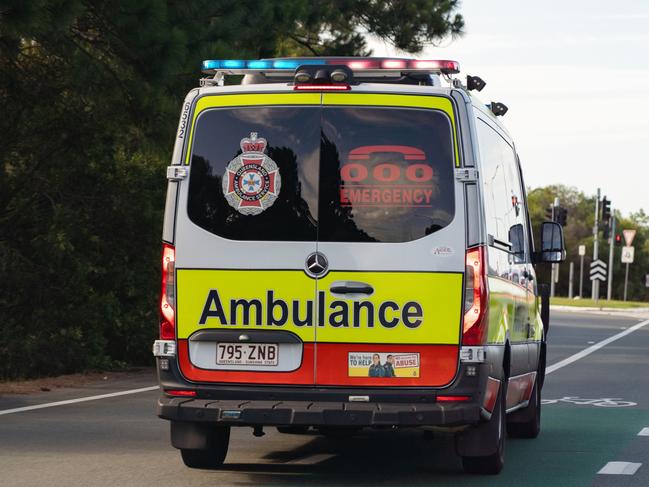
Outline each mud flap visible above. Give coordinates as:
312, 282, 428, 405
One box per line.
171, 421, 230, 450
538, 283, 550, 337
455, 382, 504, 457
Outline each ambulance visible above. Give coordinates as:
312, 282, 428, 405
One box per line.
153, 57, 566, 474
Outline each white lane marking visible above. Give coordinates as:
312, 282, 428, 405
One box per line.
288, 454, 336, 465
542, 397, 636, 407
0, 385, 159, 416
546, 318, 649, 375
598, 461, 642, 475
638, 427, 649, 436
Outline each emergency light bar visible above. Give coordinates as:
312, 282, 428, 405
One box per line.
201, 57, 460, 76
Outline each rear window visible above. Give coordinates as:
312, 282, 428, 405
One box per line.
319, 107, 455, 242
187, 104, 455, 243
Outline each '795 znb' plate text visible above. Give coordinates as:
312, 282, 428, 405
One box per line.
216, 343, 278, 366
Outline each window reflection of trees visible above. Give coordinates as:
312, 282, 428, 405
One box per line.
188, 145, 318, 241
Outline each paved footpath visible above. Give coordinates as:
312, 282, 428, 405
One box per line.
1, 310, 648, 486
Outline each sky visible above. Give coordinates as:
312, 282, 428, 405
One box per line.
368, 0, 649, 216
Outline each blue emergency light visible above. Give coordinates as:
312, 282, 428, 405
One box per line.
201, 58, 460, 75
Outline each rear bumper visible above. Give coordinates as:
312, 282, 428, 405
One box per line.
157, 395, 480, 427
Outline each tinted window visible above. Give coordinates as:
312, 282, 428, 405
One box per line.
476, 118, 528, 260
187, 104, 455, 243
187, 106, 320, 241
318, 107, 455, 243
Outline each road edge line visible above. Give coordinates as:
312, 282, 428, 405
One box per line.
546, 318, 649, 375
0, 385, 159, 416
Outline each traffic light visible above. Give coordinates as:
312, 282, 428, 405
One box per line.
603, 223, 610, 240
601, 197, 611, 224
556, 207, 568, 226
615, 234, 622, 246
545, 206, 554, 222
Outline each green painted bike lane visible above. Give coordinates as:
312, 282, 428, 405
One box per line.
494, 406, 649, 487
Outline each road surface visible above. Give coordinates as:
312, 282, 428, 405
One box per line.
1, 310, 648, 486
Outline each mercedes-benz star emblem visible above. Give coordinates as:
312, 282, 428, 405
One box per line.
305, 252, 329, 277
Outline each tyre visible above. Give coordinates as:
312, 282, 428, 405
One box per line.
276, 426, 310, 434
180, 426, 230, 469
460, 380, 506, 475
507, 379, 541, 439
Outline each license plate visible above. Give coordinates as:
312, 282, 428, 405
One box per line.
216, 343, 279, 366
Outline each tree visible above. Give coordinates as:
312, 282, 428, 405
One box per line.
527, 185, 648, 302
0, 0, 464, 378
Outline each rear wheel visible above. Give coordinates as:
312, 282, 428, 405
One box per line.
180, 426, 230, 469
507, 379, 541, 438
460, 380, 506, 475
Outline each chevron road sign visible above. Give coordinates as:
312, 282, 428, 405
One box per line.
589, 259, 607, 282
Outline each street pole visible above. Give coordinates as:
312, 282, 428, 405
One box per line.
569, 262, 574, 299
550, 198, 559, 298
592, 188, 600, 301
624, 263, 630, 301
607, 214, 616, 300
579, 254, 584, 298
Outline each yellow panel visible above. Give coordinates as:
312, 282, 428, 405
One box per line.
176, 269, 463, 345
317, 271, 463, 344
184, 93, 320, 164
323, 93, 460, 166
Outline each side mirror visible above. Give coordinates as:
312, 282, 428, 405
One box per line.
537, 221, 566, 263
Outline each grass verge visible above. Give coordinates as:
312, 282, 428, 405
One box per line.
551, 296, 648, 309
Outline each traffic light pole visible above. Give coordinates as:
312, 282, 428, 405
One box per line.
550, 198, 559, 298
592, 188, 600, 301
607, 214, 616, 300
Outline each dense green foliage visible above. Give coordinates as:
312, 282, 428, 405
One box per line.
528, 185, 648, 302
0, 0, 463, 379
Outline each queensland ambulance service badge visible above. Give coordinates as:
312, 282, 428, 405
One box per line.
222, 132, 281, 215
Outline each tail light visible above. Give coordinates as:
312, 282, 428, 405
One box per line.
463, 246, 488, 345
164, 390, 196, 397
160, 243, 175, 339
437, 395, 471, 402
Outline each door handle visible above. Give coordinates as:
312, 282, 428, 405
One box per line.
329, 281, 374, 295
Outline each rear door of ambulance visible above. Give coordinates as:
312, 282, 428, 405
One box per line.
174, 90, 465, 389
314, 92, 465, 388
174, 92, 321, 385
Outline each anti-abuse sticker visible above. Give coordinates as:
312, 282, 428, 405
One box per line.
348, 352, 420, 378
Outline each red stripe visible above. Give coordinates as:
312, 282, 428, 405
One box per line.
315, 343, 458, 387
178, 340, 458, 387
177, 339, 315, 385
